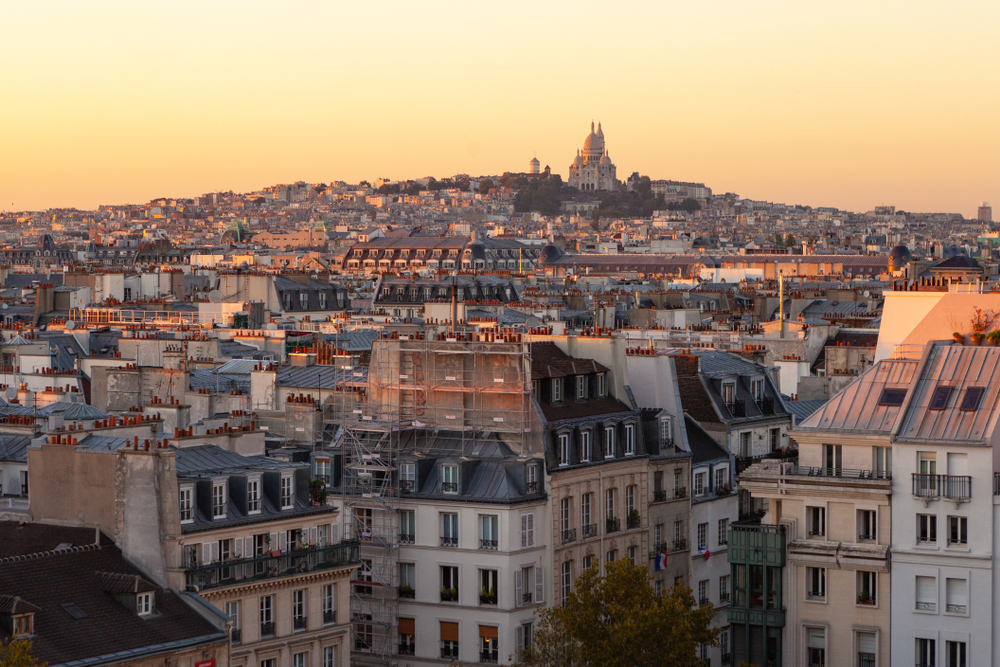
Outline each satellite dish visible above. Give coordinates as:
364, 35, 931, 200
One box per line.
4, 387, 16, 401
65, 320, 76, 330
863, 291, 870, 298
1, 304, 7, 310
208, 290, 223, 303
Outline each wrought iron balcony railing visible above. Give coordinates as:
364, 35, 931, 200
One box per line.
184, 542, 360, 592
606, 517, 621, 533
582, 523, 598, 538
561, 528, 577, 544
480, 539, 497, 550
912, 474, 971, 500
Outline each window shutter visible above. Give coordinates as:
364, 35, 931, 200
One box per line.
534, 565, 544, 604
808, 628, 825, 649
399, 618, 415, 635
244, 536, 253, 557
521, 515, 528, 548
916, 576, 936, 604
515, 625, 524, 655
331, 522, 339, 544
201, 543, 210, 564
515, 569, 524, 607
440, 622, 459, 642
278, 532, 287, 552
270, 532, 278, 552
527, 514, 534, 546
233, 538, 242, 558
309, 527, 317, 546
947, 579, 967, 606
211, 542, 219, 564
858, 632, 876, 654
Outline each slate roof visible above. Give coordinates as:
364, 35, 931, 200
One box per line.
36, 402, 113, 421
219, 340, 267, 359
321, 330, 378, 352
188, 369, 251, 394
277, 365, 366, 388
0, 435, 32, 463
0, 523, 114, 558
0, 523, 224, 665
685, 415, 729, 464
784, 399, 829, 426
530, 341, 609, 379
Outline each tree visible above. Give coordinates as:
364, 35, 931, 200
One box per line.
478, 178, 494, 194
523, 559, 719, 667
0, 639, 46, 667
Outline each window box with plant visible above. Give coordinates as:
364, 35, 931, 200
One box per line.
399, 584, 415, 599
441, 587, 458, 602
480, 586, 497, 605
627, 509, 640, 529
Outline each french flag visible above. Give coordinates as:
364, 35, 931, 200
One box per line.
654, 553, 667, 570
699, 546, 711, 561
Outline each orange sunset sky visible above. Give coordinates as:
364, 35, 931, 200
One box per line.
1, 1, 997, 215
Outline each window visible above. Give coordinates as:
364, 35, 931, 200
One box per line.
280, 475, 293, 509
552, 378, 563, 402
583, 554, 595, 570
558, 433, 571, 466
442, 513, 458, 547
807, 567, 826, 600
520, 512, 535, 547
627, 545, 637, 565
442, 465, 459, 493
605, 425, 616, 458
480, 569, 498, 604
581, 493, 592, 533
624, 424, 635, 456
597, 373, 606, 397
517, 565, 542, 605
751, 378, 763, 401
915, 576, 937, 611
400, 510, 415, 544
480, 625, 499, 663
179, 487, 193, 523
694, 472, 706, 496
739, 431, 751, 457
560, 498, 571, 535
770, 428, 780, 452
136, 593, 152, 616
323, 646, 337, 667
212, 482, 227, 519
948, 516, 967, 545
606, 549, 617, 563
930, 386, 953, 410
808, 506, 826, 537
441, 566, 459, 602
516, 623, 533, 662
581, 430, 592, 461
877, 388, 906, 406
715, 467, 727, 491
247, 478, 260, 514
857, 571, 877, 605
315, 459, 331, 484
718, 518, 729, 546
400, 462, 415, 491
945, 578, 968, 614
260, 595, 274, 636
722, 382, 735, 405
481, 514, 498, 549
946, 640, 967, 667
857, 632, 876, 667
576, 375, 587, 399
399, 563, 415, 598
561, 561, 572, 603
807, 627, 826, 667
526, 464, 538, 492
874, 446, 892, 477
605, 488, 616, 519
626, 485, 636, 516
660, 416, 673, 446
916, 639, 936, 667
293, 653, 306, 667
293, 589, 306, 630
858, 509, 876, 541
918, 514, 937, 543
318, 291, 328, 310
262, 660, 276, 667
323, 584, 336, 624
698, 580, 709, 605
299, 292, 309, 309
697, 523, 708, 550
719, 575, 730, 603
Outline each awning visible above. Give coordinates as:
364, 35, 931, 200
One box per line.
479, 625, 498, 639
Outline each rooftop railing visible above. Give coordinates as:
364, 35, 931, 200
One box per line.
787, 465, 891, 481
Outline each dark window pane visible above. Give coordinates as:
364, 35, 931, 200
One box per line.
929, 386, 952, 410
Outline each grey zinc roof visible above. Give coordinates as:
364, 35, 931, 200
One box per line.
322, 330, 378, 352
277, 365, 366, 389
214, 358, 265, 375
36, 402, 114, 421
188, 369, 251, 394
172, 444, 299, 475
798, 359, 917, 434
784, 398, 829, 426
0, 435, 32, 462
896, 344, 1000, 444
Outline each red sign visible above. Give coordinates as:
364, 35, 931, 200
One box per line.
196, 661, 215, 667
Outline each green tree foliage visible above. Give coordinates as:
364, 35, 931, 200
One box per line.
591, 177, 666, 223
478, 178, 494, 194
523, 559, 719, 667
0, 639, 46, 667
512, 174, 568, 216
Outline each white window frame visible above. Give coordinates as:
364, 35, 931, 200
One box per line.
558, 433, 570, 466
293, 588, 306, 626
212, 481, 227, 519
597, 373, 606, 397
808, 506, 826, 537
247, 478, 260, 514
561, 561, 572, 604
694, 472, 706, 497
605, 425, 616, 458
442, 464, 459, 494
718, 518, 729, 546
280, 474, 294, 509
576, 375, 587, 399
581, 430, 592, 462
225, 600, 239, 630
552, 378, 563, 402
624, 424, 635, 456
807, 567, 826, 600
179, 486, 193, 523
323, 646, 336, 667
697, 522, 707, 549
322, 584, 335, 625
136, 592, 152, 616
521, 512, 535, 547
605, 488, 616, 520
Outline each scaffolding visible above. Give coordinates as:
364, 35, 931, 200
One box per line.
330, 332, 533, 667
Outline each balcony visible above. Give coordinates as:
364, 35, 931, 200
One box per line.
582, 523, 598, 538
399, 533, 414, 545
911, 474, 971, 502
627, 513, 641, 529
522, 592, 533, 605
324, 610, 336, 625
946, 603, 967, 614
442, 482, 459, 494
441, 536, 458, 547
727, 401, 747, 418
672, 538, 688, 552
231, 628, 241, 644
480, 539, 497, 550
787, 465, 891, 481
400, 480, 415, 493
719, 592, 730, 604
399, 643, 415, 656
480, 651, 499, 664
561, 528, 577, 544
294, 616, 307, 631
857, 655, 874, 667
526, 481, 538, 494
653, 490, 667, 502
757, 396, 775, 415
441, 589, 458, 602
184, 542, 360, 592
606, 517, 621, 533
441, 642, 459, 660
480, 593, 497, 605
260, 621, 275, 638
857, 595, 876, 606
721, 652, 731, 666
674, 487, 688, 499
699, 596, 710, 607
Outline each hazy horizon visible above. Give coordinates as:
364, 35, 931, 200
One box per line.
3, 0, 997, 216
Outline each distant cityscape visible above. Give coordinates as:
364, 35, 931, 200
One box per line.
1, 121, 999, 667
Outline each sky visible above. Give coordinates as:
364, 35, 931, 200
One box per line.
1, 1, 998, 215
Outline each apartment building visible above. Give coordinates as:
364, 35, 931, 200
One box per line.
738, 357, 901, 667
27, 440, 359, 667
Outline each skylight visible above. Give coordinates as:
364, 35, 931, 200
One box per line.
929, 386, 953, 410
877, 388, 906, 406
959, 387, 985, 411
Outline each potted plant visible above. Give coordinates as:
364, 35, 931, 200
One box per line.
970, 307, 995, 345
988, 331, 1000, 346
953, 332, 965, 344
265, 534, 280, 558
858, 592, 873, 605
309, 478, 327, 505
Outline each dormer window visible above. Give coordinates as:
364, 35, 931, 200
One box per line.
751, 378, 763, 402
558, 434, 570, 467
552, 378, 563, 403
597, 373, 606, 397
212, 481, 227, 519
318, 292, 327, 309
280, 475, 294, 509
13, 613, 33, 637
299, 293, 309, 309
247, 477, 261, 514
526, 464, 538, 493
179, 486, 193, 523
442, 465, 459, 494
624, 424, 636, 456
581, 430, 592, 462
722, 382, 736, 406
605, 426, 616, 458
576, 376, 587, 399
136, 592, 153, 616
